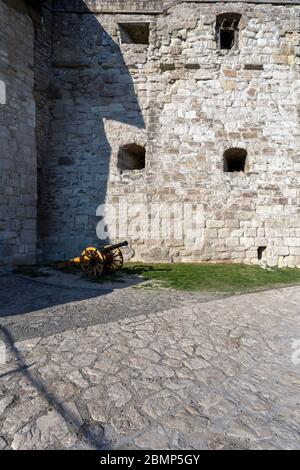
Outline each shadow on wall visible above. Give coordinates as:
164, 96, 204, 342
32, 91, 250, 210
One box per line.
38, 0, 145, 261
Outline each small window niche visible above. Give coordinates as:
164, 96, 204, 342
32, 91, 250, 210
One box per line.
258, 246, 267, 260
118, 144, 146, 171
223, 148, 247, 173
216, 13, 242, 50
118, 22, 150, 45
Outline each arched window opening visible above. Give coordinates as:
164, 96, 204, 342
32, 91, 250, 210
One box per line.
258, 246, 267, 260
223, 148, 247, 173
216, 13, 242, 50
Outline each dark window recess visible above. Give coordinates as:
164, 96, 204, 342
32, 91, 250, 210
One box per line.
118, 23, 150, 45
118, 144, 146, 171
244, 64, 264, 71
258, 246, 267, 260
184, 63, 200, 70
220, 29, 236, 50
160, 63, 176, 71
223, 148, 247, 173
216, 13, 242, 50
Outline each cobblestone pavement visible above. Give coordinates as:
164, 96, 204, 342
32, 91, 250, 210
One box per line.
0, 275, 300, 450
0, 274, 222, 342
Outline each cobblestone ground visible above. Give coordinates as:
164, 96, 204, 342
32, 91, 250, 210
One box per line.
0, 274, 300, 450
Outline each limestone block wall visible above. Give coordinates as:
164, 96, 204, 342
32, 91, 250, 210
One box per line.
40, 0, 300, 267
142, 1, 300, 267
0, 0, 37, 266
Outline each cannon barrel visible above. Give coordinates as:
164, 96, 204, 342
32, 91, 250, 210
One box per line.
103, 241, 128, 252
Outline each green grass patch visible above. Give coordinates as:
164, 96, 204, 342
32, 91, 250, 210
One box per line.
123, 262, 300, 293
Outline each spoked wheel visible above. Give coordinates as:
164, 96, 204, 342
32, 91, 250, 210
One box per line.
104, 248, 124, 274
80, 247, 104, 278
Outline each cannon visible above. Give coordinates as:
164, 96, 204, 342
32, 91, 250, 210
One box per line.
58, 241, 129, 279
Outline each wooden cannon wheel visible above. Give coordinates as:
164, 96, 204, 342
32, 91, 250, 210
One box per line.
80, 247, 104, 278
104, 247, 124, 274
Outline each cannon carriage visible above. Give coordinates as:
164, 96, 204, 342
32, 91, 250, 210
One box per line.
58, 241, 128, 279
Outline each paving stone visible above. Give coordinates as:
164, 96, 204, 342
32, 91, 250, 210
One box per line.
134, 425, 170, 450
0, 437, 6, 450
2, 397, 48, 435
0, 396, 14, 415
110, 404, 149, 435
107, 383, 132, 407
11, 410, 73, 450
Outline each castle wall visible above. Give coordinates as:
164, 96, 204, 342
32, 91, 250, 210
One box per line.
39, 2, 148, 259
34, 4, 54, 261
0, 0, 37, 266
40, 1, 300, 268
142, 1, 300, 267
2, 0, 299, 268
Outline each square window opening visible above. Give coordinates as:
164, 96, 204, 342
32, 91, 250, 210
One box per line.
118, 144, 146, 171
223, 148, 247, 173
118, 23, 150, 45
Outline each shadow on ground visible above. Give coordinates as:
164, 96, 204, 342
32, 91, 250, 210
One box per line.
0, 271, 143, 318
0, 325, 110, 449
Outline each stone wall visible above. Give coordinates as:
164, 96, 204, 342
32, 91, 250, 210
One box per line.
0, 0, 37, 266
150, 1, 300, 267
40, 1, 148, 259
39, 1, 300, 268
34, 4, 54, 260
